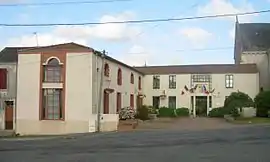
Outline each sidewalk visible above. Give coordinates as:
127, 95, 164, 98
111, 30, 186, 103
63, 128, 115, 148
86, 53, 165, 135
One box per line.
0, 130, 15, 137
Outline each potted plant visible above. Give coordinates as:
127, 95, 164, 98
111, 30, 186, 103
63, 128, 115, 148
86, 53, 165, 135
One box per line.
148, 106, 158, 120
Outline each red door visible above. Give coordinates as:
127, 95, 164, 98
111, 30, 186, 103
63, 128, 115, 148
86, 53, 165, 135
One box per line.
116, 92, 121, 113
130, 94, 134, 109
103, 91, 109, 114
5, 101, 14, 130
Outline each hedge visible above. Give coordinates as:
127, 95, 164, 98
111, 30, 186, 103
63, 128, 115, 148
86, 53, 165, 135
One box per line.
208, 107, 228, 118
158, 107, 190, 117
254, 91, 270, 117
176, 108, 190, 116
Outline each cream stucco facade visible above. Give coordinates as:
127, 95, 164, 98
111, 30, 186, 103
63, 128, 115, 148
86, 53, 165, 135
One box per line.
13, 43, 260, 135
240, 51, 270, 90
15, 46, 143, 135
143, 73, 259, 116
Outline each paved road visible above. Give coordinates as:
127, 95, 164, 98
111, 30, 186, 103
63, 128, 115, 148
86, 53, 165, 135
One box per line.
0, 125, 270, 162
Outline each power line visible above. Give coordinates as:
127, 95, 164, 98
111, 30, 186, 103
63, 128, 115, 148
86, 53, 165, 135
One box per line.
134, 2, 200, 38
1, 9, 269, 27
0, 0, 133, 7
124, 46, 234, 55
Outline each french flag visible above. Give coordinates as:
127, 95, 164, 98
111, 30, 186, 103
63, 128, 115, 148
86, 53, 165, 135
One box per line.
202, 85, 209, 94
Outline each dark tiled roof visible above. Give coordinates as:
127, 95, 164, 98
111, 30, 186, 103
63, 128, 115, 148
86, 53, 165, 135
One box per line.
0, 42, 144, 74
134, 64, 258, 74
239, 23, 270, 51
0, 47, 34, 63
18, 42, 94, 53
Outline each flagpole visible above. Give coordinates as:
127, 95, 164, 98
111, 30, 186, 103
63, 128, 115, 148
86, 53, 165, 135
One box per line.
33, 32, 39, 47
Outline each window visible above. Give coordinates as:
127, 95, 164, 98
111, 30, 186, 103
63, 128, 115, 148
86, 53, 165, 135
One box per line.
209, 96, 212, 108
152, 96, 160, 109
42, 89, 62, 120
138, 76, 142, 90
117, 68, 122, 85
153, 75, 160, 89
116, 92, 121, 113
130, 94, 134, 108
169, 75, 176, 89
130, 73, 134, 84
43, 58, 62, 82
104, 63, 110, 77
0, 69, 7, 89
168, 96, 176, 109
225, 74, 233, 88
192, 74, 211, 82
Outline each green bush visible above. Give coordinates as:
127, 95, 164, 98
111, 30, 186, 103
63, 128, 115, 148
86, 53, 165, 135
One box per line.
208, 107, 228, 118
175, 108, 190, 117
136, 105, 149, 120
148, 106, 158, 114
224, 91, 254, 117
158, 107, 176, 117
254, 91, 270, 117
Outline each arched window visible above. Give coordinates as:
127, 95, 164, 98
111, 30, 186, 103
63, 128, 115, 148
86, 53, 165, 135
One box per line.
43, 58, 62, 82
117, 68, 122, 85
104, 63, 110, 77
130, 73, 134, 84
138, 76, 142, 90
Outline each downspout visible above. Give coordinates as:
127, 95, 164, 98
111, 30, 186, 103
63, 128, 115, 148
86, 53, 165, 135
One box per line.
14, 52, 19, 133
267, 49, 270, 90
97, 50, 106, 132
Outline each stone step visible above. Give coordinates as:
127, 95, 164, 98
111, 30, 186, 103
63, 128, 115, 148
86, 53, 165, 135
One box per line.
0, 130, 15, 137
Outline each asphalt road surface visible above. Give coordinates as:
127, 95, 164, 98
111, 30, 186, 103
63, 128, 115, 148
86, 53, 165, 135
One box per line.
0, 125, 270, 162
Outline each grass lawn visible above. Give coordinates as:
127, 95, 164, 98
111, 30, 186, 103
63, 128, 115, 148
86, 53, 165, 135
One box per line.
232, 117, 270, 124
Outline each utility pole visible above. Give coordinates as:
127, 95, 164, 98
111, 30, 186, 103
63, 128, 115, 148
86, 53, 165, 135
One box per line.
97, 50, 106, 132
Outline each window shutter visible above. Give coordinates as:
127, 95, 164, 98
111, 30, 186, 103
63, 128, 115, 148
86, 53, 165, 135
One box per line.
0, 69, 7, 89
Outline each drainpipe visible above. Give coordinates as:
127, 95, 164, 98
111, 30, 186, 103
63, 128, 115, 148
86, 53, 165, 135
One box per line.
267, 49, 270, 90
97, 50, 106, 132
14, 52, 19, 133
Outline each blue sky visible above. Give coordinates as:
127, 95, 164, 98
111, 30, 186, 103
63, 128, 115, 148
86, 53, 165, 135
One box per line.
0, 0, 270, 66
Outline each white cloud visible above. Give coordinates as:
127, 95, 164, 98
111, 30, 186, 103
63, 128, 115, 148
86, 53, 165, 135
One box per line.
117, 45, 152, 66
229, 27, 235, 40
197, 0, 255, 22
5, 11, 141, 47
0, 0, 25, 4
7, 33, 88, 47
179, 27, 213, 47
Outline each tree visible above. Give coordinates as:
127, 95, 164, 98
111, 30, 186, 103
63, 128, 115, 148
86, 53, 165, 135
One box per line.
224, 91, 254, 117
254, 91, 270, 117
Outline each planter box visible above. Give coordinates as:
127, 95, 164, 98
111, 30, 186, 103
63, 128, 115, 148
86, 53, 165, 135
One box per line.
149, 114, 157, 120
224, 115, 235, 122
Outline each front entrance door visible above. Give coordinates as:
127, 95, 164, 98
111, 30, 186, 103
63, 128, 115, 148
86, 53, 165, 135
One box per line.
195, 96, 207, 116
5, 101, 14, 130
103, 91, 109, 114
136, 96, 143, 109
152, 96, 160, 109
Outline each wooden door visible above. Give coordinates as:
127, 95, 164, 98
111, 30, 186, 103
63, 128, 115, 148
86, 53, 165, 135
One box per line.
5, 101, 14, 130
103, 91, 109, 114
130, 94, 134, 109
137, 96, 143, 109
116, 92, 121, 113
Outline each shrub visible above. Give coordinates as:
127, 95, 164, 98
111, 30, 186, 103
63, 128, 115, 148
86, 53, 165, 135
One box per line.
136, 105, 149, 120
119, 106, 135, 120
175, 108, 190, 117
148, 106, 158, 114
224, 91, 254, 117
158, 107, 176, 117
208, 107, 228, 118
254, 91, 270, 117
